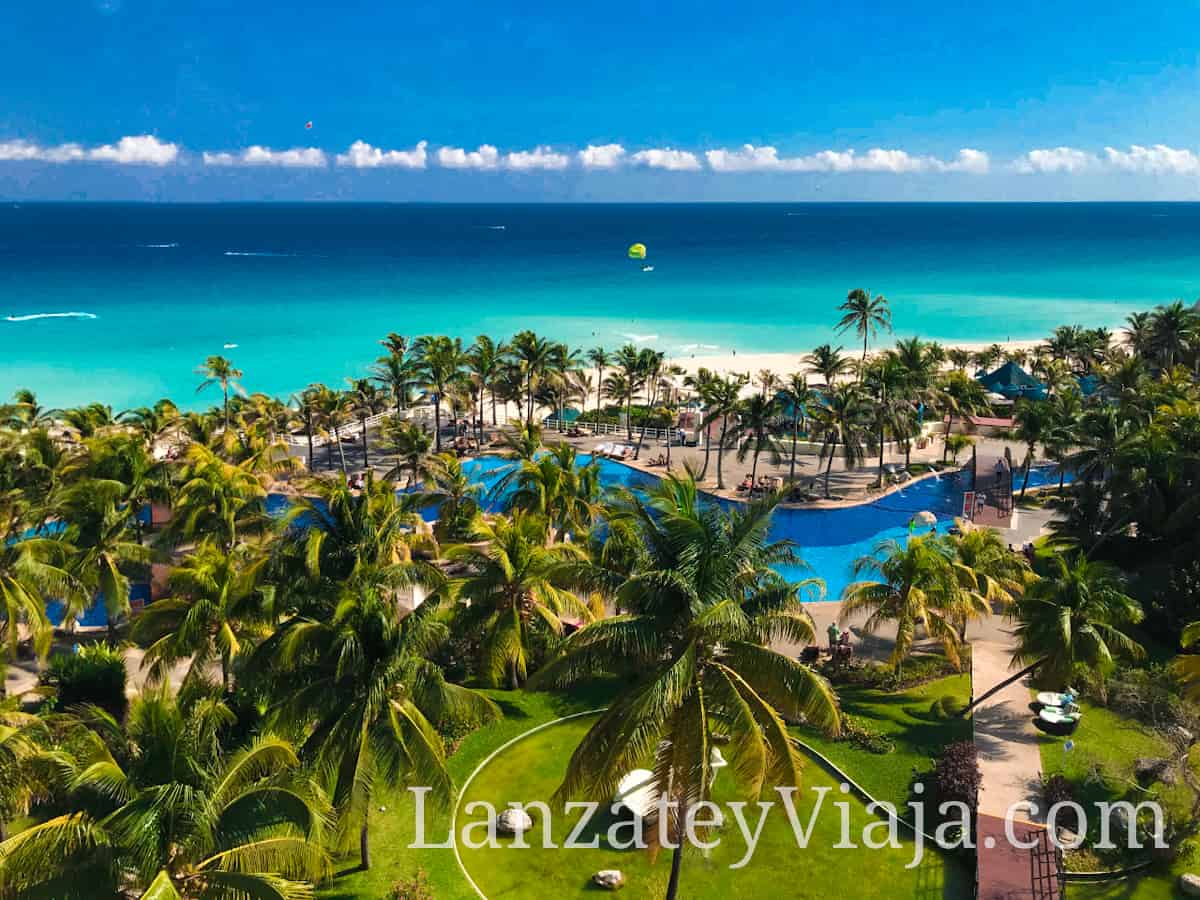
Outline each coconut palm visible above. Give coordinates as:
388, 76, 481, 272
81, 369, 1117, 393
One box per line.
370, 348, 420, 416
507, 330, 559, 423
700, 374, 747, 490
586, 346, 610, 422
346, 377, 388, 469
1149, 300, 1200, 370
164, 443, 268, 551
194, 355, 244, 431
1173, 622, 1200, 702
934, 371, 987, 463
499, 443, 602, 543
381, 417, 434, 487
447, 512, 591, 688
3, 389, 58, 432
1124, 311, 1154, 360
1066, 405, 1131, 484
836, 288, 892, 366
132, 540, 269, 692
944, 433, 974, 463
413, 335, 465, 453
609, 344, 646, 444
533, 473, 840, 900
467, 335, 506, 428
810, 382, 872, 498
863, 354, 915, 484
947, 347, 973, 372
947, 525, 1031, 610
803, 343, 852, 386
961, 555, 1144, 715
778, 373, 816, 484
494, 421, 542, 461
0, 687, 331, 898
290, 384, 324, 471
735, 393, 782, 485
1012, 399, 1053, 497
424, 452, 485, 542
841, 535, 989, 677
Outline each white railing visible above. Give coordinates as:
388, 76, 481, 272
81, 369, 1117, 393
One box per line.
544, 419, 675, 440
285, 408, 420, 449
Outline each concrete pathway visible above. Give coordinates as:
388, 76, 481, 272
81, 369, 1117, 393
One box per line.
972, 639, 1044, 819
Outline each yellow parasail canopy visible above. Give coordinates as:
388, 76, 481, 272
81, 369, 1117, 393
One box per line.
627, 242, 647, 260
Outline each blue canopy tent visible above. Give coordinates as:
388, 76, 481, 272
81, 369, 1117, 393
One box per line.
977, 361, 1047, 401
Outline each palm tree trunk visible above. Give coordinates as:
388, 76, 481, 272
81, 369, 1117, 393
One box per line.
1020, 452, 1033, 498
790, 413, 800, 483
433, 395, 443, 453
361, 415, 370, 469
625, 395, 634, 444
510, 659, 520, 691
877, 421, 885, 485
223, 384, 230, 430
665, 840, 685, 900
306, 430, 314, 471
360, 818, 371, 870
824, 437, 838, 498
943, 414, 954, 463
716, 415, 730, 489
959, 658, 1045, 718
490, 387, 498, 427
333, 425, 347, 474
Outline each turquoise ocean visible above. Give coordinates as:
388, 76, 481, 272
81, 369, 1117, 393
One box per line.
2, 202, 1198, 410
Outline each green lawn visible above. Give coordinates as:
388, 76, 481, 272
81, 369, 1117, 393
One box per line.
795, 673, 973, 809
318, 680, 618, 900
458, 714, 973, 899
1038, 698, 1200, 898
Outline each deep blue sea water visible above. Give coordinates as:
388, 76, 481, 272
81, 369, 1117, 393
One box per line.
2, 203, 1200, 409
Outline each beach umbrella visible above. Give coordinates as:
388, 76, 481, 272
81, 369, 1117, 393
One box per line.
908, 510, 937, 532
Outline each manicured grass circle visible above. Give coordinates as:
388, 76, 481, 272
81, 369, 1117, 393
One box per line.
456, 714, 973, 899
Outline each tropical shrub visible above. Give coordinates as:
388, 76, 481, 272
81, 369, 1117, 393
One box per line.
41, 643, 127, 719
837, 714, 895, 754
388, 869, 434, 900
933, 741, 982, 810
1041, 774, 1080, 830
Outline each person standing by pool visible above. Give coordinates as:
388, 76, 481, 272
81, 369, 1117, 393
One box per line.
827, 621, 841, 650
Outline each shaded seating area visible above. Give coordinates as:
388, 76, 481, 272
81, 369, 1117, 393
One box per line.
977, 360, 1047, 401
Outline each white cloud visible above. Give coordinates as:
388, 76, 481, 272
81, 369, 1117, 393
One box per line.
0, 135, 175, 165
705, 144, 989, 174
503, 146, 569, 171
1012, 147, 1097, 174
88, 135, 178, 165
437, 145, 500, 169
1103, 144, 1200, 175
630, 148, 702, 171
335, 140, 427, 169
578, 143, 626, 169
203, 146, 327, 168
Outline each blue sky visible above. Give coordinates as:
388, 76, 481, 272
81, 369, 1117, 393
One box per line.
4, 0, 1200, 200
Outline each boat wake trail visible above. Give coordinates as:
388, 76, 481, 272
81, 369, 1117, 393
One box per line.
5, 311, 98, 322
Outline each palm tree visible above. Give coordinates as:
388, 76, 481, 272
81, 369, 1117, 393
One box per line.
4, 389, 58, 431
507, 330, 558, 423
132, 540, 268, 693
263, 577, 494, 871
586, 346, 610, 422
194, 355, 244, 430
1012, 399, 1052, 497
423, 452, 485, 541
935, 371, 987, 463
164, 443, 268, 551
309, 384, 350, 473
947, 525, 1030, 610
684, 368, 718, 479
0, 502, 79, 697
1172, 622, 1200, 702
447, 512, 590, 688
701, 374, 746, 490
1066, 405, 1130, 483
960, 555, 1144, 716
1123, 311, 1154, 360
836, 288, 892, 366
347, 377, 388, 469
810, 382, 872, 498
0, 687, 331, 898
735, 393, 782, 485
290, 384, 324, 471
499, 443, 602, 543
533, 474, 840, 900
381, 417, 434, 487
803, 343, 852, 386
863, 354, 915, 484
841, 535, 988, 677
1149, 300, 1200, 370
778, 372, 816, 484
413, 335, 465, 453
467, 335, 506, 427
371, 348, 420, 416
609, 344, 645, 444
944, 433, 973, 463
947, 348, 973, 372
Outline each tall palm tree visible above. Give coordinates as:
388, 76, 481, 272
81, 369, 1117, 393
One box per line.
263, 579, 494, 871
1149, 300, 1200, 370
946, 525, 1031, 611
735, 393, 782, 485
961, 555, 1144, 715
507, 330, 558, 423
684, 368, 718, 479
132, 540, 268, 693
609, 344, 645, 444
586, 346, 610, 422
381, 417, 434, 487
533, 474, 840, 900
370, 348, 420, 416
498, 443, 602, 543
347, 377, 388, 469
1012, 399, 1052, 497
164, 443, 268, 551
447, 512, 590, 688
841, 535, 989, 677
467, 335, 506, 428
863, 354, 915, 485
803, 343, 852, 386
423, 452, 485, 542
778, 372, 816, 485
1066, 405, 1130, 484
195, 355, 244, 431
836, 288, 892, 366
700, 374, 746, 490
1123, 311, 1154, 360
290, 384, 324, 471
934, 371, 987, 463
810, 382, 872, 498
413, 335, 465, 453
946, 347, 973, 373
0, 688, 331, 898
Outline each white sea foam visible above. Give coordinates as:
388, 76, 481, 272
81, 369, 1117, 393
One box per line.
619, 332, 660, 344
223, 342, 238, 349
223, 250, 296, 257
5, 311, 97, 322
139, 242, 179, 248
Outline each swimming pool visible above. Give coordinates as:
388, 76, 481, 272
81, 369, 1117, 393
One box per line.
453, 455, 1067, 600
